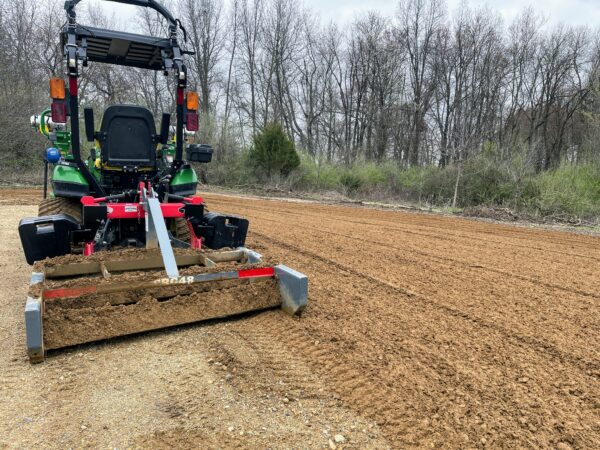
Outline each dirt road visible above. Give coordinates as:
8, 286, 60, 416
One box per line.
0, 189, 598, 448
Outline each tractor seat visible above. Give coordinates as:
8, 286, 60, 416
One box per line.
97, 105, 157, 170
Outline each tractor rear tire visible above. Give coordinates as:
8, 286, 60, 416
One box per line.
38, 197, 82, 223
174, 203, 209, 243
174, 217, 190, 242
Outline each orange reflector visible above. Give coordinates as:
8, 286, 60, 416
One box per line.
50, 78, 66, 100
186, 91, 199, 111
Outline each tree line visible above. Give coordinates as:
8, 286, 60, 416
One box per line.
1, 0, 600, 177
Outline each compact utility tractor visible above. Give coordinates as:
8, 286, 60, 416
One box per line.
18, 0, 307, 363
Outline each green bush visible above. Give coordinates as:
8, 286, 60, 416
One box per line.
460, 157, 516, 206
339, 171, 363, 193
397, 166, 432, 190
532, 164, 600, 218
297, 154, 343, 190
352, 163, 387, 186
417, 157, 519, 207
204, 150, 256, 186
202, 146, 600, 221
420, 165, 458, 204
248, 123, 300, 179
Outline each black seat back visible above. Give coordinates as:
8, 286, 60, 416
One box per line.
99, 105, 157, 168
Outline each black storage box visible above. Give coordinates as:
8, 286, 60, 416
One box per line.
19, 214, 81, 265
196, 212, 248, 250
186, 144, 213, 163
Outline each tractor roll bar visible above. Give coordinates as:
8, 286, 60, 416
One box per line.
63, 0, 188, 192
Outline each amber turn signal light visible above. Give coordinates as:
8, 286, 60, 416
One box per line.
186, 91, 199, 111
50, 78, 66, 100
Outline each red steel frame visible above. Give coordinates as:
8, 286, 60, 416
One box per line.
80, 183, 204, 255
47, 185, 281, 304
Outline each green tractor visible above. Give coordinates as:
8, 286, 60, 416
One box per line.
18, 0, 307, 363
20, 0, 239, 263
30, 105, 210, 239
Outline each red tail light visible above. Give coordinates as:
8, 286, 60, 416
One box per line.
186, 112, 199, 131
51, 101, 68, 123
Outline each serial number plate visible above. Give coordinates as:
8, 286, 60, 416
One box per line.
154, 276, 195, 285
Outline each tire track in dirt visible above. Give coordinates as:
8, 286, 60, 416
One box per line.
238, 313, 423, 444
253, 231, 599, 378
131, 320, 390, 448
237, 215, 600, 366
211, 195, 600, 253
244, 233, 599, 447
245, 211, 599, 300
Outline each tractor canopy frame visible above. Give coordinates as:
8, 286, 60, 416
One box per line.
60, 0, 192, 197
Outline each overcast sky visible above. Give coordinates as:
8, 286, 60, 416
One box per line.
92, 0, 600, 29
307, 0, 600, 27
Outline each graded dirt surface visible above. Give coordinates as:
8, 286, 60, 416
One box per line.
0, 188, 598, 449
